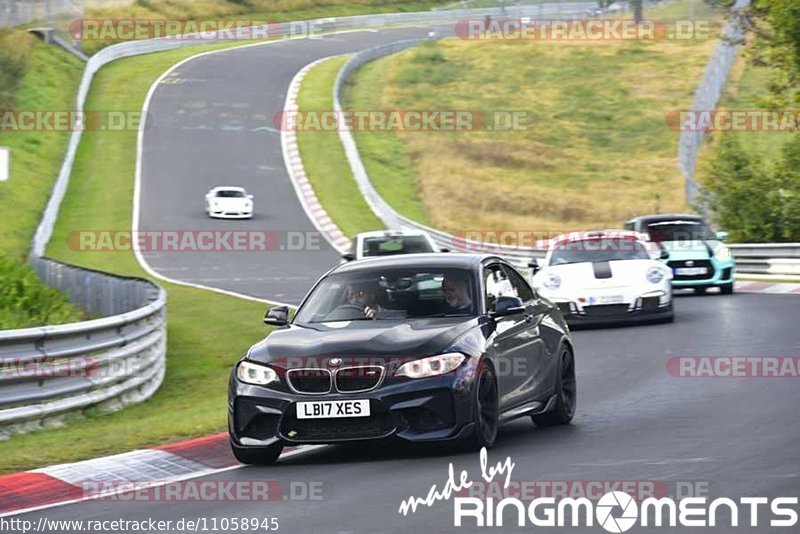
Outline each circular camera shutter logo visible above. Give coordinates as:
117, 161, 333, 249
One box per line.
596, 491, 638, 533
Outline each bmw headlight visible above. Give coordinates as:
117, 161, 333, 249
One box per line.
237, 361, 279, 386
646, 266, 665, 284
395, 353, 465, 379
543, 273, 562, 291
714, 245, 732, 261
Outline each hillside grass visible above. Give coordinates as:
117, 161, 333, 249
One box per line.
80, 0, 450, 54
341, 0, 729, 238
0, 31, 86, 327
0, 32, 83, 257
296, 55, 385, 237
0, 42, 275, 473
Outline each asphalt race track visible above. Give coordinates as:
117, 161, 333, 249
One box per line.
137, 26, 453, 304
20, 23, 800, 534
17, 294, 800, 532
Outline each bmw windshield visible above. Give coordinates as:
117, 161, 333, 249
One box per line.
549, 237, 650, 265
293, 267, 478, 323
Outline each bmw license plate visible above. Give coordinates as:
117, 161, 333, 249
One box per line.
675, 267, 708, 276
296, 400, 370, 419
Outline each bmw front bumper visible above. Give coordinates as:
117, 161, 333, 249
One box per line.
228, 361, 480, 449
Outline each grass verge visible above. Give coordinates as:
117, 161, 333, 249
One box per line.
341, 0, 728, 237
296, 55, 385, 237
0, 41, 278, 473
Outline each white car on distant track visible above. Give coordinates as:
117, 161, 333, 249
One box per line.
530, 230, 674, 326
343, 230, 443, 261
204, 186, 254, 219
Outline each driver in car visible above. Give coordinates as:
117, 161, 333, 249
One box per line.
441, 274, 473, 314
347, 281, 382, 319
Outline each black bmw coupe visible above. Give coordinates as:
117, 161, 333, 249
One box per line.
228, 253, 576, 464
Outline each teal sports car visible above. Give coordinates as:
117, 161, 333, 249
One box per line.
624, 214, 735, 294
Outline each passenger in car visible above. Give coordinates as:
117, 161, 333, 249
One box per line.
441, 274, 473, 315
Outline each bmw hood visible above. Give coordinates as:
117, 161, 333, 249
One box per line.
246, 318, 479, 366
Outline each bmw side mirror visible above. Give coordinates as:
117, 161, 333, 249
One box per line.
342, 252, 355, 262
264, 305, 289, 326
491, 296, 525, 318
716, 231, 729, 241
247, 194, 254, 199
528, 258, 540, 275
660, 248, 670, 260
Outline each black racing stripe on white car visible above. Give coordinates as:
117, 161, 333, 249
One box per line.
592, 261, 613, 279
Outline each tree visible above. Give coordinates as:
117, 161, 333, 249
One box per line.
773, 134, 800, 241
701, 135, 773, 242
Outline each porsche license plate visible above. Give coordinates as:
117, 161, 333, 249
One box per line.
675, 267, 708, 276
589, 295, 624, 305
296, 400, 370, 419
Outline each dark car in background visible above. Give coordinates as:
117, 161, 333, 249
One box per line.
228, 254, 576, 464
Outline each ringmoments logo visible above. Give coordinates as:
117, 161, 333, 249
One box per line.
398, 449, 800, 531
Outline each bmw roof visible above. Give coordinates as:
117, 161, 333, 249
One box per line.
332, 253, 504, 273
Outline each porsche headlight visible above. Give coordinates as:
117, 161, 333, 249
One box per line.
714, 245, 731, 261
646, 266, 665, 284
395, 353, 465, 379
237, 361, 279, 386
543, 273, 562, 291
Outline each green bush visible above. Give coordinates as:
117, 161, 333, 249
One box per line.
0, 256, 85, 330
701, 133, 800, 242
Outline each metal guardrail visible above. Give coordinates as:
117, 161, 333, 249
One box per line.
679, 0, 751, 205
729, 244, 800, 276
0, 257, 166, 439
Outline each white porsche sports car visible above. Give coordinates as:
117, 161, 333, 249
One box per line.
204, 186, 254, 219
530, 230, 674, 325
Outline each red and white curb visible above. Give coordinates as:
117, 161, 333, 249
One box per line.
0, 433, 319, 517
734, 281, 800, 294
281, 57, 351, 255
